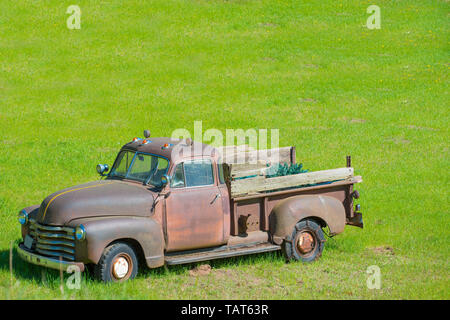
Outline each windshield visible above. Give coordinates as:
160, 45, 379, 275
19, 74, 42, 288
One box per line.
109, 151, 169, 186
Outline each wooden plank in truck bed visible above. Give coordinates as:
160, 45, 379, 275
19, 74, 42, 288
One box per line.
230, 167, 354, 197
219, 146, 295, 166
233, 176, 363, 201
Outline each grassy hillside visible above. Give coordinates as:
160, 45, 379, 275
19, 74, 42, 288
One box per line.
0, 0, 448, 299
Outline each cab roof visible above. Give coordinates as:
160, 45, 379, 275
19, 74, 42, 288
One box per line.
120, 137, 217, 161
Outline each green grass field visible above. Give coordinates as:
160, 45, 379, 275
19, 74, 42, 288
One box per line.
0, 0, 448, 299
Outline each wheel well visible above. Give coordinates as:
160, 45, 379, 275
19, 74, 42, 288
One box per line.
300, 216, 328, 229
107, 238, 146, 264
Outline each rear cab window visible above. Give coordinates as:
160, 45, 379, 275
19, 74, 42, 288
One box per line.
217, 159, 225, 184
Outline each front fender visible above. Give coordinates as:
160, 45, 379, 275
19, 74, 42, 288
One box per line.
67, 216, 164, 268
269, 195, 346, 244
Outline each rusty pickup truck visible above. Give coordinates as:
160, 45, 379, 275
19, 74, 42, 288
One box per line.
17, 132, 363, 282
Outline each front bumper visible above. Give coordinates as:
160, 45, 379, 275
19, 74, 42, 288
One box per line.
17, 244, 85, 272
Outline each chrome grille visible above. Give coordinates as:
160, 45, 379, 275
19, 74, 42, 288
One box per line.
28, 219, 76, 261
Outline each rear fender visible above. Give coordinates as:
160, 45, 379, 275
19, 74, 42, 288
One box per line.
269, 195, 346, 244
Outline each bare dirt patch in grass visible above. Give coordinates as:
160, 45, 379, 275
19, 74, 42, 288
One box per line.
258, 22, 278, 28
339, 117, 367, 124
212, 268, 235, 279
369, 246, 395, 256
299, 98, 317, 103
189, 264, 211, 277
350, 119, 366, 123
404, 125, 437, 131
213, 267, 265, 288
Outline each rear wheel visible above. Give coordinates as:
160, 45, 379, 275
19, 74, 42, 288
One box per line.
94, 242, 138, 282
283, 219, 325, 262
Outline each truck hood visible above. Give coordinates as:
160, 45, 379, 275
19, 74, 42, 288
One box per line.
36, 180, 156, 225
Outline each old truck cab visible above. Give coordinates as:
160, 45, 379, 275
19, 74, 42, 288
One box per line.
17, 132, 363, 282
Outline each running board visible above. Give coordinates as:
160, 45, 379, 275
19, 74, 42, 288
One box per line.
164, 242, 281, 265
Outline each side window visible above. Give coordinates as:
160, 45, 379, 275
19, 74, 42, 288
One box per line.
170, 163, 185, 188
184, 159, 214, 187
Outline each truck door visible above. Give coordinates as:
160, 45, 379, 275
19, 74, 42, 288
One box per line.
165, 158, 225, 251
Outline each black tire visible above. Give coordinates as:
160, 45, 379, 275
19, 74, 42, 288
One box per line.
94, 242, 138, 282
283, 219, 325, 262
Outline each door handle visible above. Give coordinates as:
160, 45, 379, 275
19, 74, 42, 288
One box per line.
210, 193, 221, 204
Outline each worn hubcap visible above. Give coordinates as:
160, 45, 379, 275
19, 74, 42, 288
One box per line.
297, 232, 315, 254
112, 256, 130, 280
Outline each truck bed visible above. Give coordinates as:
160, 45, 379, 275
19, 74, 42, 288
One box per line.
228, 176, 361, 236
219, 145, 362, 236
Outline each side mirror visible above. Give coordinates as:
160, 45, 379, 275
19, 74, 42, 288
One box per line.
96, 164, 109, 176
160, 174, 170, 187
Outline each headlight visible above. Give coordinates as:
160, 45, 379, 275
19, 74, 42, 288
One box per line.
96, 164, 109, 175
75, 225, 86, 241
18, 210, 28, 225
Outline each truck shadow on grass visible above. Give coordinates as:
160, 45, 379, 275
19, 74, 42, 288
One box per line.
0, 242, 101, 285
0, 246, 62, 284
0, 246, 285, 284
139, 250, 285, 279
139, 238, 341, 279
0, 248, 284, 288
0, 240, 340, 284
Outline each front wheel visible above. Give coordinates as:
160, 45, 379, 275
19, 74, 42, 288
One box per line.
283, 219, 325, 262
94, 242, 138, 282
